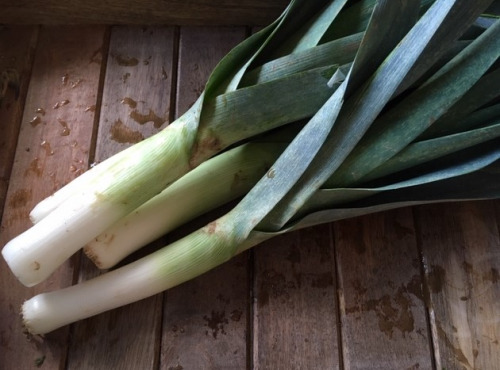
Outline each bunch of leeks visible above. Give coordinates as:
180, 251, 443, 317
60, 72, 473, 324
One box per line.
1, 0, 499, 335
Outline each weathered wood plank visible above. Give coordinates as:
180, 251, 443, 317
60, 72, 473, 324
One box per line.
66, 26, 176, 370
334, 208, 433, 369
415, 202, 500, 370
95, 26, 174, 160
0, 0, 287, 26
1, 23, 498, 370
161, 252, 250, 369
160, 26, 249, 370
253, 225, 340, 369
0, 25, 106, 370
496, 200, 500, 236
0, 26, 38, 223
174, 27, 248, 116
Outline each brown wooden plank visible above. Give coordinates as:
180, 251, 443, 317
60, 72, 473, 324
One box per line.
0, 0, 287, 26
496, 200, 500, 236
160, 26, 249, 370
415, 201, 500, 370
334, 208, 433, 369
253, 225, 340, 369
174, 27, 248, 117
66, 26, 176, 370
95, 26, 174, 160
0, 26, 38, 223
161, 252, 250, 369
0, 25, 106, 370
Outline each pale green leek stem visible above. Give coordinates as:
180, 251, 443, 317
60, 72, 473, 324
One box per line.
84, 142, 283, 269
3, 118, 195, 287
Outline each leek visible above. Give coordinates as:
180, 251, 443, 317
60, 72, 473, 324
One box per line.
2, 0, 351, 286
84, 142, 285, 269
1, 0, 499, 335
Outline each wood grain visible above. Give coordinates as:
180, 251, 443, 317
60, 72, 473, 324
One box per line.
160, 26, 249, 370
161, 253, 250, 369
174, 26, 247, 117
334, 208, 433, 369
0, 0, 287, 26
95, 26, 175, 160
66, 26, 176, 370
415, 202, 500, 370
0, 26, 38, 223
253, 225, 340, 369
0, 25, 106, 370
0, 24, 499, 370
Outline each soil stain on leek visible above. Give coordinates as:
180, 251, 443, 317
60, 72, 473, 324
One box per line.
190, 136, 222, 168
206, 221, 217, 234
230, 170, 250, 192
32, 261, 40, 271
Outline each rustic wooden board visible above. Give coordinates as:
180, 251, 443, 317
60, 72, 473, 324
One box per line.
334, 208, 433, 369
66, 26, 175, 370
415, 202, 500, 370
0, 0, 288, 26
160, 26, 250, 370
253, 225, 340, 369
0, 26, 38, 224
0, 24, 499, 370
0, 25, 106, 370
173, 26, 248, 116
95, 26, 175, 159
497, 200, 500, 235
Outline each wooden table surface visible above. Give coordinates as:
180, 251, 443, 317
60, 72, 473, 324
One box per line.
0, 25, 499, 370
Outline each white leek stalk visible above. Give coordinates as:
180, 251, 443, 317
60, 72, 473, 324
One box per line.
84, 142, 283, 269
22, 218, 269, 335
3, 119, 194, 287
